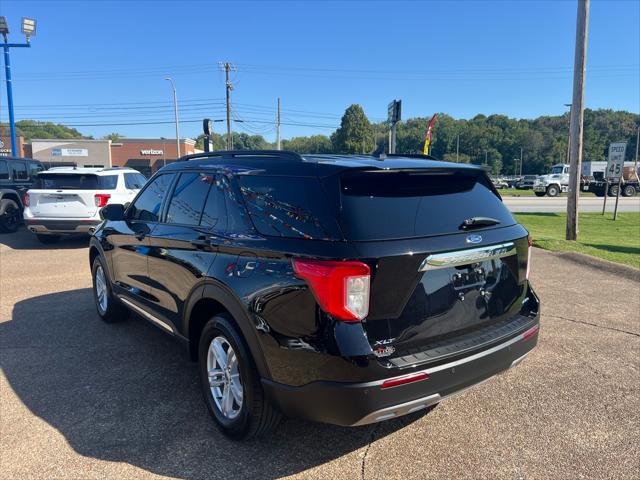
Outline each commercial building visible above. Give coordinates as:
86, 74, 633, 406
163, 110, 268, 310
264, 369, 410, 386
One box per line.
0, 134, 26, 157
30, 139, 112, 168
110, 138, 197, 177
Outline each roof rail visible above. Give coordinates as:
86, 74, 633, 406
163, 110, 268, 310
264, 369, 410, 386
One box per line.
386, 153, 438, 161
181, 150, 305, 162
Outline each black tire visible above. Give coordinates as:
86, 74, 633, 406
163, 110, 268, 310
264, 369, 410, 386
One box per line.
0, 199, 20, 233
534, 191, 546, 197
198, 314, 281, 439
91, 256, 129, 323
36, 234, 61, 244
608, 185, 619, 197
546, 185, 560, 197
622, 185, 637, 197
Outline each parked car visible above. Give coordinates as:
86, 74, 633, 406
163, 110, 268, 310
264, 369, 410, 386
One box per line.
491, 177, 509, 189
23, 167, 147, 243
516, 175, 538, 190
0, 156, 45, 233
90, 151, 540, 439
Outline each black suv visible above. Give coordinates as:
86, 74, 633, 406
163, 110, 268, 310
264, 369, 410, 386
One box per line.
90, 151, 540, 439
0, 156, 45, 233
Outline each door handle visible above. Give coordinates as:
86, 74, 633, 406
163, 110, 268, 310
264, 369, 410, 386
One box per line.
191, 236, 211, 249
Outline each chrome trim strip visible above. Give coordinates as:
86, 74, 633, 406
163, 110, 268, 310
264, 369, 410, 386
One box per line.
119, 297, 174, 333
352, 393, 442, 426
419, 242, 517, 271
363, 322, 538, 388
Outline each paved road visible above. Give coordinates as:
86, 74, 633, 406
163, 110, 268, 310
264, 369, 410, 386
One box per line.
503, 195, 640, 213
1, 229, 639, 479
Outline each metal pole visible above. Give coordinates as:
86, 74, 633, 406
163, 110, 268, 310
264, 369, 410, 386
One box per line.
165, 78, 180, 159
2, 42, 17, 156
520, 147, 523, 176
613, 175, 622, 220
276, 97, 281, 150
224, 63, 233, 150
601, 178, 609, 214
391, 123, 397, 154
456, 134, 459, 162
566, 0, 590, 241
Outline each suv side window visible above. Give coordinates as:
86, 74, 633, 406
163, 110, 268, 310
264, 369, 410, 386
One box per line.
11, 161, 28, 181
200, 175, 225, 228
128, 173, 175, 222
28, 162, 43, 179
124, 172, 147, 189
0, 160, 8, 180
166, 172, 214, 226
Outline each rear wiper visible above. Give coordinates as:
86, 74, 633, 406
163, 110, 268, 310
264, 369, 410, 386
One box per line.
460, 216, 501, 230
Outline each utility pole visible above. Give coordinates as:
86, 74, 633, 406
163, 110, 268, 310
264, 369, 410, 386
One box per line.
219, 62, 235, 150
276, 97, 281, 150
564, 103, 572, 163
566, 0, 590, 241
456, 134, 460, 162
520, 147, 523, 176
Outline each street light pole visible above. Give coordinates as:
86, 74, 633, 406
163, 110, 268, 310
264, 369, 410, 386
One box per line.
1, 17, 36, 157
165, 77, 181, 159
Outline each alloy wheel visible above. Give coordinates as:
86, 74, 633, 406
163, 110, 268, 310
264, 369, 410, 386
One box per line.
95, 265, 108, 314
207, 336, 243, 420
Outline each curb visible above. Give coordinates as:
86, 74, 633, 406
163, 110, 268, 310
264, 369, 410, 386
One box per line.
549, 250, 640, 282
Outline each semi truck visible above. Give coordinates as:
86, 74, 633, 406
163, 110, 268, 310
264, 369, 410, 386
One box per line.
532, 162, 639, 197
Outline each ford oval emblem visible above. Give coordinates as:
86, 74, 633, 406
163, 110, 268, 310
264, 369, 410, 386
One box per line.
466, 234, 483, 244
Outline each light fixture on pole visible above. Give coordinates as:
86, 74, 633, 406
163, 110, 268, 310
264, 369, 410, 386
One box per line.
165, 77, 181, 159
1, 16, 36, 156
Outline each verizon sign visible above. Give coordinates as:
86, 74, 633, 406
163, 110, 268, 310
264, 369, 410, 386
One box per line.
140, 149, 164, 156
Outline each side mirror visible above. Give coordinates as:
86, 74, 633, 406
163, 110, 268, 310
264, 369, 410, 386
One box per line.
100, 203, 125, 221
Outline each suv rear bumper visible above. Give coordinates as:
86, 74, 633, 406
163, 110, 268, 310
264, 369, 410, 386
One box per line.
24, 218, 102, 235
262, 322, 539, 426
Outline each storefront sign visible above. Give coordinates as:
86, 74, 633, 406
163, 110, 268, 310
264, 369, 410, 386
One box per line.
52, 148, 89, 157
140, 149, 164, 155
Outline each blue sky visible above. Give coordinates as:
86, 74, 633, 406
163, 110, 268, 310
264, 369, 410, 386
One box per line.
0, 0, 638, 142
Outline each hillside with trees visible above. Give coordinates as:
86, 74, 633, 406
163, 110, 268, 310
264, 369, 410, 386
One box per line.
0, 120, 87, 141
5, 108, 638, 175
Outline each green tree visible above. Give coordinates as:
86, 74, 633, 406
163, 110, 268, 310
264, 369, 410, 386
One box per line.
103, 132, 124, 142
331, 104, 375, 154
282, 135, 333, 153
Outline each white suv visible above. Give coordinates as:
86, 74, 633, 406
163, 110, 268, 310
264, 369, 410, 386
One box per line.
23, 167, 147, 243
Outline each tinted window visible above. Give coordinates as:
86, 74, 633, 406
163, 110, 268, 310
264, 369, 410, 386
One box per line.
37, 174, 118, 190
28, 162, 43, 178
238, 176, 341, 240
200, 175, 225, 228
338, 169, 515, 240
124, 172, 147, 189
166, 172, 214, 226
0, 160, 8, 180
128, 174, 174, 222
11, 161, 28, 181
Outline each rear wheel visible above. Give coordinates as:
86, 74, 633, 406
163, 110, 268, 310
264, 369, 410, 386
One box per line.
546, 185, 560, 197
198, 314, 280, 439
534, 191, 546, 197
608, 185, 620, 197
92, 256, 129, 323
0, 199, 20, 233
623, 185, 637, 197
36, 234, 61, 244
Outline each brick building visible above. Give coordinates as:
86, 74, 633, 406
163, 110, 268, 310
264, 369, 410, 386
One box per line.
30, 139, 112, 168
0, 134, 26, 157
110, 138, 197, 177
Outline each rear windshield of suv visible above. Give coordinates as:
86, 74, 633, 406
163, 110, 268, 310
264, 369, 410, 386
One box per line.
237, 175, 342, 240
36, 173, 118, 190
337, 169, 516, 241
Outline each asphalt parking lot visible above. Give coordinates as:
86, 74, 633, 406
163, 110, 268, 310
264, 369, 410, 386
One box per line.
1, 229, 639, 480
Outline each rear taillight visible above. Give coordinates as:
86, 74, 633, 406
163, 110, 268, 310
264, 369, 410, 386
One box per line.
526, 234, 533, 280
23, 192, 30, 207
292, 259, 370, 321
94, 193, 111, 208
